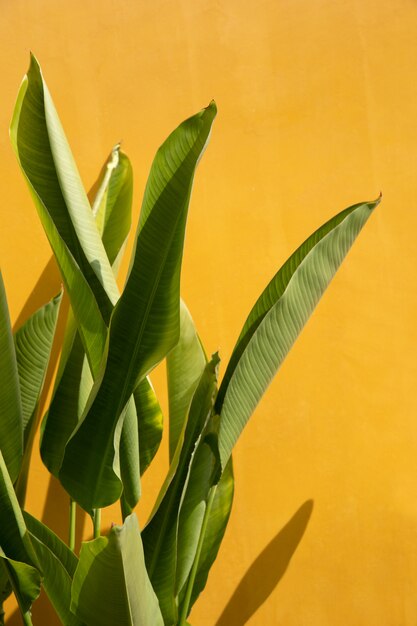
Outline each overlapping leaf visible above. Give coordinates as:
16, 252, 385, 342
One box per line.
143, 355, 219, 625
217, 198, 380, 468
23, 512, 82, 626
71, 514, 163, 626
14, 291, 62, 505
59, 102, 217, 512
0, 272, 23, 483
0, 451, 41, 616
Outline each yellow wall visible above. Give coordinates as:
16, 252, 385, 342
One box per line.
1, 0, 416, 624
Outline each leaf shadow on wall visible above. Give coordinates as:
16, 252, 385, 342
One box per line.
215, 499, 313, 626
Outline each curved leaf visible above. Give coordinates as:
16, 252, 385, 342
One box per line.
217, 198, 380, 468
142, 355, 219, 625
134, 379, 163, 476
10, 55, 109, 374
167, 300, 206, 462
23, 512, 82, 626
71, 514, 163, 626
59, 102, 217, 512
0, 451, 41, 615
14, 291, 62, 505
0, 272, 23, 483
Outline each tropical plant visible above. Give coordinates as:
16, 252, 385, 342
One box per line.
0, 54, 379, 626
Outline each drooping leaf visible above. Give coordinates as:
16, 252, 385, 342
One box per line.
14, 291, 62, 506
167, 300, 206, 462
0, 271, 23, 483
59, 102, 217, 512
142, 355, 219, 625
23, 512, 82, 626
217, 198, 380, 469
71, 514, 163, 626
0, 450, 41, 615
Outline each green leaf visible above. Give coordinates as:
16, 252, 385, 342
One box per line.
14, 291, 62, 506
0, 271, 23, 483
10, 54, 110, 375
91, 144, 133, 270
23, 512, 82, 626
142, 355, 219, 625
0, 450, 41, 615
186, 459, 234, 611
59, 102, 217, 512
167, 300, 206, 462
134, 379, 163, 476
71, 514, 163, 626
217, 198, 380, 469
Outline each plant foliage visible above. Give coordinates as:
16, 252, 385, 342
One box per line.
0, 56, 379, 625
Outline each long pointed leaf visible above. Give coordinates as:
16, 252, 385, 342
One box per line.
217, 198, 380, 468
14, 291, 62, 505
23, 512, 82, 626
0, 451, 41, 614
142, 355, 219, 625
0, 272, 23, 483
167, 300, 206, 462
59, 102, 217, 512
71, 514, 163, 626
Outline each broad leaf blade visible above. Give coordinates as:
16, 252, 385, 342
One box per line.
142, 355, 219, 625
0, 451, 41, 614
71, 514, 163, 626
186, 459, 234, 611
23, 512, 82, 626
59, 102, 217, 512
218, 199, 380, 468
167, 300, 206, 461
10, 58, 108, 375
134, 379, 163, 476
0, 272, 23, 483
14, 291, 62, 506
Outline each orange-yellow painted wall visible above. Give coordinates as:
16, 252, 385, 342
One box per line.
1, 1, 416, 624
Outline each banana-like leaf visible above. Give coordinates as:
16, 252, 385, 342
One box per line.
217, 198, 380, 469
23, 512, 82, 626
0, 451, 41, 615
14, 291, 62, 506
186, 459, 234, 612
134, 379, 163, 476
10, 55, 110, 374
167, 300, 206, 462
91, 144, 133, 270
71, 514, 163, 626
59, 102, 217, 512
0, 272, 23, 483
142, 355, 219, 625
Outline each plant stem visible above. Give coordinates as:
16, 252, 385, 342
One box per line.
69, 499, 76, 551
21, 611, 33, 626
178, 485, 217, 626
93, 509, 101, 539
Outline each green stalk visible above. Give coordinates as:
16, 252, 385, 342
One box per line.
178, 485, 217, 626
93, 509, 101, 539
69, 499, 76, 551
21, 610, 33, 626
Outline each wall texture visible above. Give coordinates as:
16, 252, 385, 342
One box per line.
1, 1, 416, 624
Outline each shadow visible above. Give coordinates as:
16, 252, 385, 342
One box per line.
12, 257, 61, 332
5, 607, 22, 625
41, 476, 86, 552
216, 500, 314, 626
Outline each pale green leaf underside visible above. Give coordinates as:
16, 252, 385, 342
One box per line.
218, 199, 379, 468
71, 514, 163, 626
